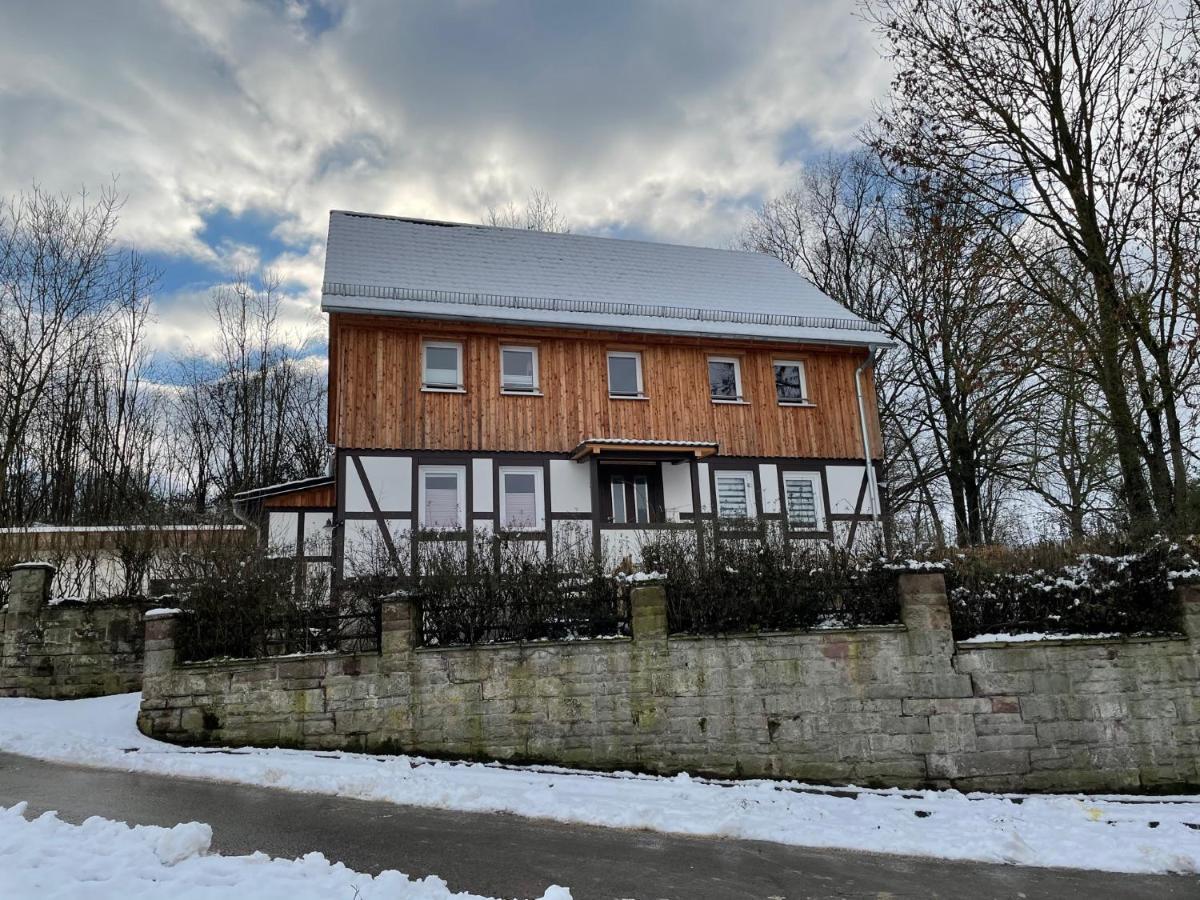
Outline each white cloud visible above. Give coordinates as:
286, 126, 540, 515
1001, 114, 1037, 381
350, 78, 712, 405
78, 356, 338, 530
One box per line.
0, 1, 891, 343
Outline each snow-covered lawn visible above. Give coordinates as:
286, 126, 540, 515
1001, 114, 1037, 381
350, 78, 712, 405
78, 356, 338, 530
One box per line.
0, 802, 569, 899
1, 693, 1198, 875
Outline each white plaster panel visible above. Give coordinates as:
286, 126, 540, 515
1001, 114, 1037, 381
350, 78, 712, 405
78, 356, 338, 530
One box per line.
343, 460, 370, 513
697, 463, 712, 513
359, 456, 411, 511
472, 458, 494, 513
550, 459, 591, 513
825, 465, 872, 516
758, 464, 781, 514
601, 529, 643, 570
302, 511, 333, 556
267, 512, 298, 555
660, 461, 694, 521
552, 520, 591, 558
342, 517, 411, 577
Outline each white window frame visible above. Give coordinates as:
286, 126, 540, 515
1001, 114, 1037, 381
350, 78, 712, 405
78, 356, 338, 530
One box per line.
714, 470, 757, 520
782, 471, 826, 531
606, 350, 646, 399
610, 479, 628, 524
418, 465, 467, 530
773, 358, 811, 405
707, 355, 745, 403
422, 340, 465, 392
498, 466, 545, 531
499, 345, 540, 395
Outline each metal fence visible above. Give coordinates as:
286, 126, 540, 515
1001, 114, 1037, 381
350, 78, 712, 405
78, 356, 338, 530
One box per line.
416, 573, 630, 647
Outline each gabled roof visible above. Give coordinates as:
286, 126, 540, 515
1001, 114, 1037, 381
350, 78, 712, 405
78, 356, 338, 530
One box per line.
321, 211, 889, 347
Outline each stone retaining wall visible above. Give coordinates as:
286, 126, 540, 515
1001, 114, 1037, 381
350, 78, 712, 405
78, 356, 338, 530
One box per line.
1, 563, 154, 699
137, 575, 1200, 791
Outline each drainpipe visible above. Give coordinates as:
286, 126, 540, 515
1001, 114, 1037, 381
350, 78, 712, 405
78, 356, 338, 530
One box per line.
231, 496, 261, 543
854, 349, 881, 527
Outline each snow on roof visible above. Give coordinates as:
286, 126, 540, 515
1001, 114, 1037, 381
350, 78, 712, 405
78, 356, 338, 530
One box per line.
232, 475, 335, 502
321, 212, 890, 347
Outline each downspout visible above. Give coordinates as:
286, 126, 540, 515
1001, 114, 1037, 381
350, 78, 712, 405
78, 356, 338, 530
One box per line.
854, 349, 881, 527
231, 497, 262, 543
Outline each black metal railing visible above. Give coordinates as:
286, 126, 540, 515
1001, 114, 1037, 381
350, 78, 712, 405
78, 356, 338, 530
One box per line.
663, 565, 901, 635
416, 572, 630, 647
176, 599, 381, 663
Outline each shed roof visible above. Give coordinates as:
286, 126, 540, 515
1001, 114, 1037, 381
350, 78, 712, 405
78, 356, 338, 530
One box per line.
321, 211, 889, 347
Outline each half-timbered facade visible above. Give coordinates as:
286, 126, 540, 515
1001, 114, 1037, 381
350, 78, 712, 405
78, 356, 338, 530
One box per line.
240, 210, 891, 581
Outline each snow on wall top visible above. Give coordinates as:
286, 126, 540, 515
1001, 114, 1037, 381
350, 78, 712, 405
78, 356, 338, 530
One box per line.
321, 212, 889, 347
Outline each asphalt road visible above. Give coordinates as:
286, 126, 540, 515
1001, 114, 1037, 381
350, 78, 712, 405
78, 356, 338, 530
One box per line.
0, 751, 1193, 899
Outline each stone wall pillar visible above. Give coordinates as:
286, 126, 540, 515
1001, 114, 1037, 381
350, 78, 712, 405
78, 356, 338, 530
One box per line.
2, 563, 54, 667
6, 563, 53, 620
380, 596, 417, 669
142, 609, 180, 677
1178, 582, 1200, 647
630, 583, 668, 642
898, 572, 956, 658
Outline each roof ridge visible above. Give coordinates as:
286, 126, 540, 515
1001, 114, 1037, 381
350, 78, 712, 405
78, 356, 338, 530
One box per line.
328, 209, 766, 259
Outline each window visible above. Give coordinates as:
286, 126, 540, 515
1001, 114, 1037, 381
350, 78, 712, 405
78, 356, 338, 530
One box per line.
419, 467, 466, 529
607, 351, 644, 398
601, 464, 662, 524
423, 341, 463, 390
783, 472, 825, 530
707, 356, 744, 402
715, 471, 756, 519
499, 467, 544, 530
500, 345, 539, 393
774, 359, 809, 404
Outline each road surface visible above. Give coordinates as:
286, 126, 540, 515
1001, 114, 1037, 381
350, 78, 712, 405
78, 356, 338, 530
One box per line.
0, 751, 1192, 899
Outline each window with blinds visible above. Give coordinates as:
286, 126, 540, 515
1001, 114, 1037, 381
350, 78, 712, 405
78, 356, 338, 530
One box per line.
423, 341, 463, 390
421, 470, 463, 529
783, 473, 823, 530
715, 472, 754, 519
500, 468, 542, 530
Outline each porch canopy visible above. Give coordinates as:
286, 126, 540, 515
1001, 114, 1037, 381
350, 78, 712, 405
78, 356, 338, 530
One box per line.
569, 437, 718, 462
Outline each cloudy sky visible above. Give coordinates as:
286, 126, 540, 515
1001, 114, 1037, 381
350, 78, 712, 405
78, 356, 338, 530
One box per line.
0, 0, 890, 359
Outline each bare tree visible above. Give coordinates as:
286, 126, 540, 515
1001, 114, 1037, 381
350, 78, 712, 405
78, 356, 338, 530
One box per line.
173, 270, 328, 510
866, 0, 1200, 534
484, 189, 571, 233
0, 185, 158, 525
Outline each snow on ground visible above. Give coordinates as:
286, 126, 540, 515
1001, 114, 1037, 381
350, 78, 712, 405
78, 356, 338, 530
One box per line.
0, 694, 1198, 875
959, 632, 1122, 644
0, 802, 570, 899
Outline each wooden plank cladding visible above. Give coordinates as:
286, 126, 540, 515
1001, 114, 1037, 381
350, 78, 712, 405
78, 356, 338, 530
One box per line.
329, 313, 882, 459
262, 483, 336, 509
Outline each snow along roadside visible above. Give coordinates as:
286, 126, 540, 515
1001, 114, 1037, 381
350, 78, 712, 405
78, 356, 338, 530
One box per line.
0, 802, 570, 899
0, 693, 1197, 876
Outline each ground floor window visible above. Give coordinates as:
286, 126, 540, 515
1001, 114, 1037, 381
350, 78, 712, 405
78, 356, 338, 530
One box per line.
499, 466, 544, 530
600, 463, 663, 524
782, 471, 824, 530
419, 466, 466, 530
714, 470, 756, 519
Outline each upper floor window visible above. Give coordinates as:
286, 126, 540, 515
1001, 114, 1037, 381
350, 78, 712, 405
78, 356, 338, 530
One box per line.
783, 472, 824, 530
499, 467, 544, 530
607, 351, 645, 399
714, 471, 756, 520
500, 345, 539, 394
774, 359, 809, 404
708, 356, 744, 402
423, 341, 463, 391
419, 466, 466, 530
